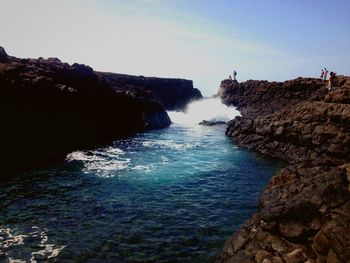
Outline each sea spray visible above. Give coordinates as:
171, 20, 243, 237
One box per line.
167, 98, 241, 125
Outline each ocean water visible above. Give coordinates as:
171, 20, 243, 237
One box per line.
0, 99, 280, 262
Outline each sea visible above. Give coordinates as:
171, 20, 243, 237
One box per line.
0, 98, 280, 263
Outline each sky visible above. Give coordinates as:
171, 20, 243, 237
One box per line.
1, 0, 349, 96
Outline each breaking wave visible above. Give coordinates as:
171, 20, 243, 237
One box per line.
167, 98, 240, 125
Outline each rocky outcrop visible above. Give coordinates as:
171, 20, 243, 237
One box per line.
97, 72, 202, 111
219, 78, 329, 118
0, 47, 173, 171
216, 77, 350, 262
199, 120, 226, 126
0, 46, 9, 63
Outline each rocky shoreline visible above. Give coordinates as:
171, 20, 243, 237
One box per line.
0, 47, 201, 171
216, 77, 350, 262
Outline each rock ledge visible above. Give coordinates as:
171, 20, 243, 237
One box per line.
0, 47, 198, 170
216, 77, 350, 262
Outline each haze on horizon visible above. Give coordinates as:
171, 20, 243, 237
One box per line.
1, 0, 349, 96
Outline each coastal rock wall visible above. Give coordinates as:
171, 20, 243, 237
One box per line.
0, 47, 171, 170
97, 72, 202, 111
226, 101, 350, 164
219, 78, 328, 118
216, 77, 350, 262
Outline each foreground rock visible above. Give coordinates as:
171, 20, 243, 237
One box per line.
97, 72, 202, 111
0, 47, 200, 171
216, 77, 350, 262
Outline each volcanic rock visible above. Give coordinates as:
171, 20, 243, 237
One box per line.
0, 46, 9, 63
0, 46, 192, 171
216, 76, 350, 262
97, 72, 202, 111
199, 120, 226, 126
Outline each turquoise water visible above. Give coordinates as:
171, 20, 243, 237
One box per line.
0, 123, 280, 262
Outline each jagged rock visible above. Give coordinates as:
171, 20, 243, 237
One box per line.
216, 76, 350, 262
97, 72, 202, 111
198, 120, 226, 126
71, 63, 94, 77
0, 47, 179, 171
0, 46, 9, 63
219, 77, 331, 118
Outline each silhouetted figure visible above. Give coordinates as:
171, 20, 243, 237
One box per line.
320, 69, 324, 80
233, 70, 237, 81
327, 72, 336, 90
322, 68, 328, 81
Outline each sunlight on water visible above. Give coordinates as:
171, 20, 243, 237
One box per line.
0, 121, 280, 262
167, 98, 241, 125
0, 227, 66, 262
65, 98, 241, 180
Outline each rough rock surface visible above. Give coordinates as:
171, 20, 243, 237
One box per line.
97, 72, 202, 111
199, 120, 227, 126
0, 46, 9, 63
218, 78, 330, 118
216, 77, 350, 262
0, 47, 176, 171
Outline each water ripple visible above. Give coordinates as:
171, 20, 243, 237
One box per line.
0, 124, 281, 262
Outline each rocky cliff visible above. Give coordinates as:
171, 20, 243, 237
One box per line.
0, 47, 184, 170
216, 77, 350, 262
97, 72, 202, 111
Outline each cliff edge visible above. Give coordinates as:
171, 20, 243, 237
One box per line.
97, 72, 202, 111
0, 47, 198, 171
216, 77, 350, 262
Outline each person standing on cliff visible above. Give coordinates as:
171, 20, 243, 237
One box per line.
320, 69, 324, 80
327, 72, 336, 90
322, 67, 328, 81
233, 70, 237, 81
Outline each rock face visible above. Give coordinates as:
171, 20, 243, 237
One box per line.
0, 46, 9, 63
0, 47, 174, 171
97, 72, 202, 111
216, 77, 350, 262
199, 120, 227, 126
219, 78, 328, 118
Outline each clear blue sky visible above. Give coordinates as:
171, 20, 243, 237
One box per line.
1, 0, 349, 95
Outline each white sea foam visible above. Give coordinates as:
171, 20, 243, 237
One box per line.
66, 148, 130, 174
1, 227, 65, 263
167, 97, 241, 125
132, 165, 153, 172
142, 140, 197, 150
66, 151, 105, 162
84, 159, 130, 172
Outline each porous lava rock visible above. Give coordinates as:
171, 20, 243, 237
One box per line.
0, 46, 178, 171
0, 46, 9, 63
216, 76, 350, 262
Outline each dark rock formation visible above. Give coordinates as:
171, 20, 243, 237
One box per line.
0, 46, 9, 63
199, 120, 226, 126
216, 76, 350, 262
97, 72, 202, 111
0, 46, 173, 171
219, 78, 328, 118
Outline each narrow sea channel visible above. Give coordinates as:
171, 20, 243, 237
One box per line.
0, 101, 280, 262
